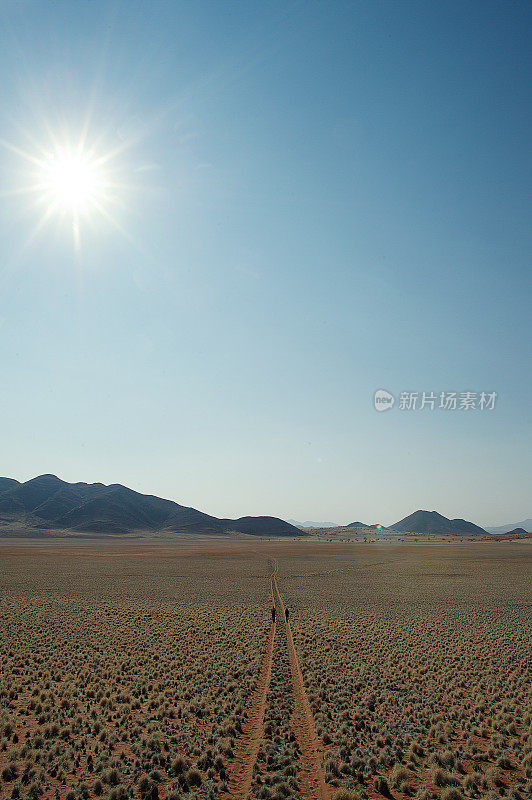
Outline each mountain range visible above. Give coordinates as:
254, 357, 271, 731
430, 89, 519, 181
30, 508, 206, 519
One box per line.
340, 512, 488, 535
287, 519, 339, 529
0, 475, 303, 537
1, 476, 523, 538
484, 518, 532, 533
309, 512, 489, 535
344, 521, 381, 529
295, 512, 493, 535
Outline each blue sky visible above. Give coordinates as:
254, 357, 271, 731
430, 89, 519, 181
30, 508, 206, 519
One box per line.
0, 1, 530, 526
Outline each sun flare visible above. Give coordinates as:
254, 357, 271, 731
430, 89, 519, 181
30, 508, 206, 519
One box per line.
31, 141, 116, 249
1, 128, 131, 251
40, 148, 104, 214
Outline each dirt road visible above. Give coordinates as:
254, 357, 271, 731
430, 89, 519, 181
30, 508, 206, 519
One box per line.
220, 570, 276, 800
222, 559, 330, 800
273, 566, 331, 800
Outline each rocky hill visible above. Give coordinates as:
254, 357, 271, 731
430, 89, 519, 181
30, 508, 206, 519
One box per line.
388, 510, 486, 535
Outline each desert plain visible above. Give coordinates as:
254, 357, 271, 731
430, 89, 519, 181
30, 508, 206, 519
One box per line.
0, 537, 530, 800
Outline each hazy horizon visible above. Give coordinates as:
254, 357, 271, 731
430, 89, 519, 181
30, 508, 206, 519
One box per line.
1, 1, 530, 527
2, 470, 529, 529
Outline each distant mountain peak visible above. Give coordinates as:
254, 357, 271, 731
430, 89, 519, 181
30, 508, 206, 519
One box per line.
389, 509, 486, 535
484, 518, 532, 533
286, 519, 339, 528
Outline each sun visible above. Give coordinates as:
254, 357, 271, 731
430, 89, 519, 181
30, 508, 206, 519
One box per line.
40, 147, 104, 214
1, 128, 131, 251
31, 141, 116, 249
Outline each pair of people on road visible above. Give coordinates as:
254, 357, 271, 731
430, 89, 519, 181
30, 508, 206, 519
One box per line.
271, 607, 289, 622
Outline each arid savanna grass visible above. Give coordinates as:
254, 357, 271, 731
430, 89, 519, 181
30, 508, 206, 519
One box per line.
0, 539, 530, 800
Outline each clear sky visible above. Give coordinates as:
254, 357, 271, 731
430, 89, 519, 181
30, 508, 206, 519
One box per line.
0, 1, 530, 527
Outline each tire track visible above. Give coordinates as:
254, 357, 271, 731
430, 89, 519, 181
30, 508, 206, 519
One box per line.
221, 565, 277, 800
273, 563, 332, 800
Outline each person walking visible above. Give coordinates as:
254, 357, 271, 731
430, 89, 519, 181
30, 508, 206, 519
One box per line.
271, 606, 276, 623
285, 607, 289, 621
